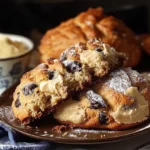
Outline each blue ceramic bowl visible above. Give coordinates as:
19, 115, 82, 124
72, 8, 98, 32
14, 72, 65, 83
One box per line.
0, 34, 34, 95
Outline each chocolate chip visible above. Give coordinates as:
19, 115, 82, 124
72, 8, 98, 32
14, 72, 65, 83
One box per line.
95, 47, 103, 52
63, 60, 82, 73
15, 93, 21, 108
86, 90, 107, 109
36, 91, 40, 94
122, 103, 136, 110
99, 112, 108, 124
46, 95, 51, 103
72, 93, 80, 101
15, 99, 21, 108
22, 83, 38, 96
48, 70, 55, 80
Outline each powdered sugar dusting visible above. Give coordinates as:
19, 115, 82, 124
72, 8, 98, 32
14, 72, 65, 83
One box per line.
105, 69, 132, 93
88, 37, 101, 44
68, 133, 78, 138
67, 46, 77, 55
124, 68, 148, 86
38, 63, 48, 70
74, 129, 115, 134
65, 46, 76, 55
104, 68, 149, 94
75, 42, 86, 51
142, 72, 150, 82
60, 46, 77, 61
54, 59, 59, 62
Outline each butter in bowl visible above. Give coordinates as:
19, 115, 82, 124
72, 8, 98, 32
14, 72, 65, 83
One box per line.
0, 33, 34, 95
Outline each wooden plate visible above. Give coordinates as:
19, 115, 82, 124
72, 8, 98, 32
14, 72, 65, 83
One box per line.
0, 83, 150, 144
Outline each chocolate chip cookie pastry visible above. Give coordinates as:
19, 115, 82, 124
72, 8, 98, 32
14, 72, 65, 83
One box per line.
12, 38, 124, 124
39, 7, 141, 67
54, 68, 150, 130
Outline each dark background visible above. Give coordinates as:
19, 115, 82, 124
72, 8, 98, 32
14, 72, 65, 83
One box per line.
0, 0, 150, 71
0, 0, 150, 37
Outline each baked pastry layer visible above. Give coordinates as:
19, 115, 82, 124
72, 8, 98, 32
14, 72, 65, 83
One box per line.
12, 38, 124, 124
54, 68, 150, 130
39, 7, 141, 67
137, 34, 150, 55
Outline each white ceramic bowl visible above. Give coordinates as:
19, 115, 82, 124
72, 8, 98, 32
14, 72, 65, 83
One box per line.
0, 33, 34, 95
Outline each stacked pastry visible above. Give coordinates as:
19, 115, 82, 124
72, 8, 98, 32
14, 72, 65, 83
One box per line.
55, 68, 150, 129
12, 38, 150, 130
39, 7, 141, 67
